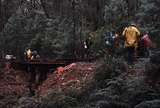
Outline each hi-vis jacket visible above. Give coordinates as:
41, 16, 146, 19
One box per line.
26, 49, 32, 60
122, 26, 140, 48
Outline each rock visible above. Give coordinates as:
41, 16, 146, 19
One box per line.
135, 100, 160, 108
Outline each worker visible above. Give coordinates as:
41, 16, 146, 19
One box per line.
31, 50, 40, 60
104, 31, 119, 55
138, 31, 153, 57
25, 49, 32, 60
104, 31, 114, 47
122, 22, 140, 65
84, 36, 92, 58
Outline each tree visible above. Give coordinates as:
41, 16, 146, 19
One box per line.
125, 0, 139, 18
0, 0, 20, 32
136, 0, 160, 47
104, 0, 128, 31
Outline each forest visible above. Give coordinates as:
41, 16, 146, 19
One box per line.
0, 0, 159, 58
0, 0, 160, 108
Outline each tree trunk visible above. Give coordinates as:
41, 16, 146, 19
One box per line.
40, 0, 50, 18
125, 0, 138, 19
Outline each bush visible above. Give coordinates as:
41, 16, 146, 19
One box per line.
40, 91, 78, 108
94, 56, 126, 88
145, 52, 160, 85
135, 100, 160, 108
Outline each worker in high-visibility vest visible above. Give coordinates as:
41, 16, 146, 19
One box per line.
122, 22, 140, 65
26, 49, 32, 60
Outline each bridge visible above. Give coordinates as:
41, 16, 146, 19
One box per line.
3, 58, 93, 96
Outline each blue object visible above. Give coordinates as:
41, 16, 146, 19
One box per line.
104, 32, 114, 47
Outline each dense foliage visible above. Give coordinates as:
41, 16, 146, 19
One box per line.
0, 0, 159, 58
0, 1, 160, 108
